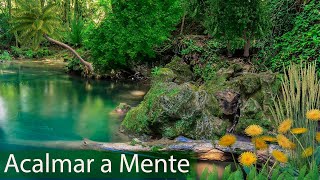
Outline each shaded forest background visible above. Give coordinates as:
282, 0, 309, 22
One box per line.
0, 0, 319, 77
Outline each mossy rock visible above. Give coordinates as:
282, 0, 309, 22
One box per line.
165, 56, 193, 83
194, 113, 231, 139
239, 73, 261, 94
121, 102, 151, 135
152, 68, 177, 83
122, 81, 224, 139
241, 98, 262, 119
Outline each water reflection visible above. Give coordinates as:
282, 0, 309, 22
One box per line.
0, 64, 149, 146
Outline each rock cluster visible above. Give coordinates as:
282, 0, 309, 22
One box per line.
122, 57, 280, 139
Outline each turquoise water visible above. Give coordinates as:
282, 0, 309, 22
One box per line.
0, 63, 148, 149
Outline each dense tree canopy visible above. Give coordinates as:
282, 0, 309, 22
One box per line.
85, 0, 183, 72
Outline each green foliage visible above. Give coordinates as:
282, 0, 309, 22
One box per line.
66, 57, 83, 73
270, 0, 320, 72
205, 0, 270, 49
11, 0, 62, 49
194, 163, 319, 180
85, 0, 183, 72
270, 0, 304, 37
0, 50, 12, 61
0, 13, 14, 48
151, 66, 162, 76
10, 46, 52, 58
66, 17, 85, 46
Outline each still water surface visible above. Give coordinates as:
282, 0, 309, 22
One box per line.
0, 63, 148, 149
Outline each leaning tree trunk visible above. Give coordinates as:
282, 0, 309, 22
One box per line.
44, 34, 94, 72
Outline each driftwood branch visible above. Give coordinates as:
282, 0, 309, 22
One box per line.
8, 139, 279, 162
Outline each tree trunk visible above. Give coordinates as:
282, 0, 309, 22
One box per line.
243, 32, 250, 57
43, 34, 94, 72
227, 41, 232, 58
180, 12, 186, 35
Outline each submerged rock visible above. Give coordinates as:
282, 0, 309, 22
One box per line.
111, 103, 131, 116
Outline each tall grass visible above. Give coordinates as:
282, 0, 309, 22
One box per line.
271, 63, 320, 168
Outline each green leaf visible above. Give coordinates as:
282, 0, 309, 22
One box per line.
222, 165, 232, 180
298, 165, 307, 180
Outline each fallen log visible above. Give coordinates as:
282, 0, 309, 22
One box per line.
7, 138, 279, 162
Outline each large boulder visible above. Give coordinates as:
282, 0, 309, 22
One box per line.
122, 81, 228, 139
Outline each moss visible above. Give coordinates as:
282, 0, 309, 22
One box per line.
239, 74, 261, 94
251, 91, 264, 106
165, 56, 193, 82
152, 68, 177, 83
122, 102, 150, 134
206, 95, 223, 117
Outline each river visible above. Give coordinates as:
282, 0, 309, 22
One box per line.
0, 62, 149, 149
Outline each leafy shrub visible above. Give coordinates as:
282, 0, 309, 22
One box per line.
0, 51, 12, 61
85, 0, 183, 72
10, 46, 52, 59
66, 58, 83, 73
0, 13, 14, 48
270, 0, 320, 71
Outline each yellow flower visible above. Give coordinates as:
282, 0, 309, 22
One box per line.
218, 134, 237, 147
302, 147, 313, 158
261, 135, 277, 142
252, 137, 268, 150
272, 150, 288, 163
291, 128, 308, 134
316, 132, 320, 143
278, 119, 292, 134
306, 109, 320, 121
245, 125, 263, 136
277, 134, 296, 149
238, 152, 257, 167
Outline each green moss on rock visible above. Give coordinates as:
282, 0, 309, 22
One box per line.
152, 68, 177, 83
165, 56, 193, 83
239, 73, 261, 94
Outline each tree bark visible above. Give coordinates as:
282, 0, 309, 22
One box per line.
9, 138, 275, 162
243, 38, 250, 57
43, 34, 94, 72
180, 12, 186, 35
243, 32, 250, 57
227, 41, 232, 58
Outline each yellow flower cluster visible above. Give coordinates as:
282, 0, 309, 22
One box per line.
278, 119, 292, 133
238, 152, 257, 167
272, 150, 288, 163
219, 109, 320, 167
218, 134, 237, 147
245, 124, 263, 136
306, 109, 320, 121
252, 137, 268, 150
291, 128, 308, 134
277, 134, 296, 149
302, 147, 313, 158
